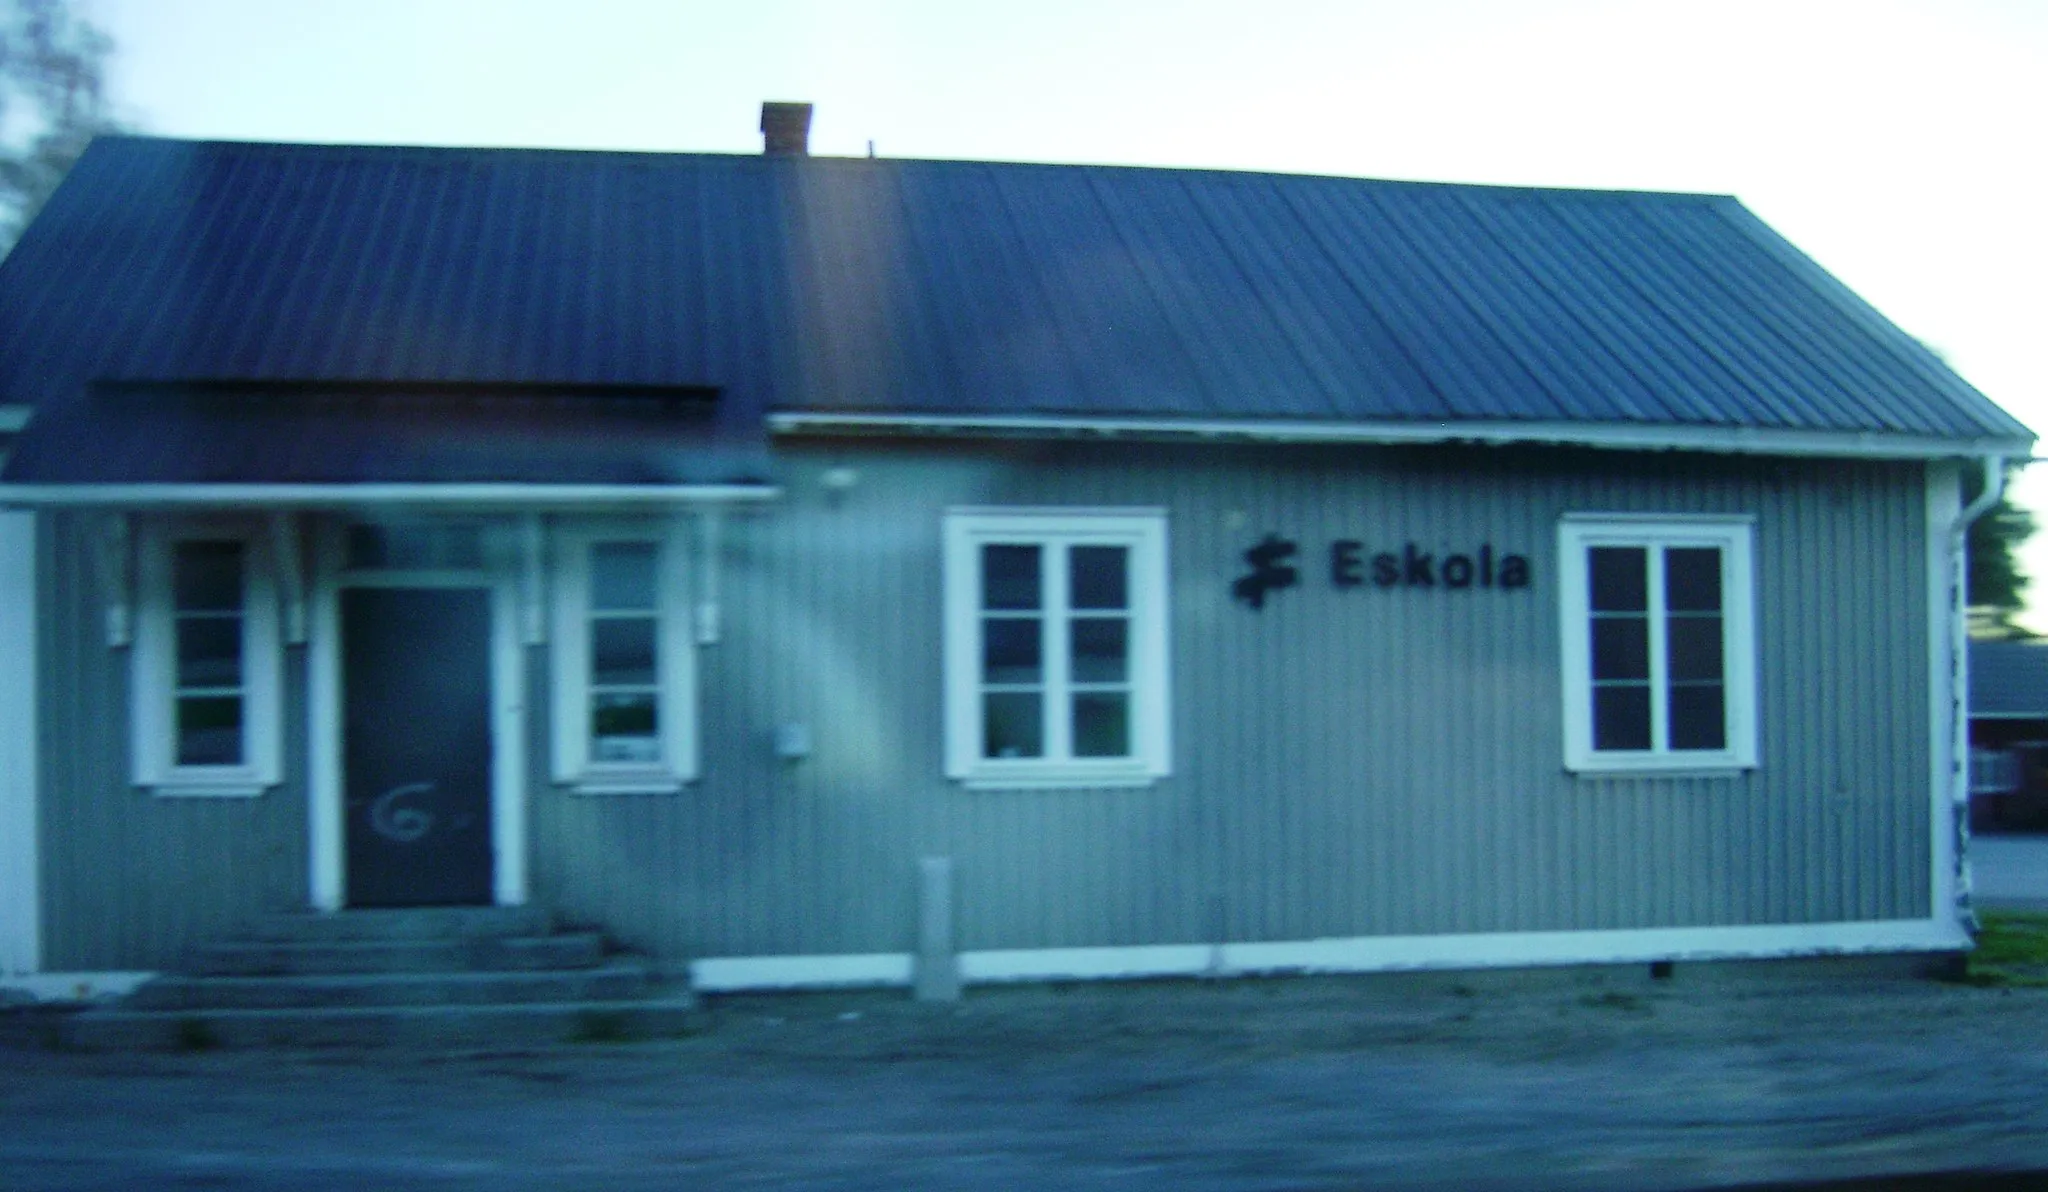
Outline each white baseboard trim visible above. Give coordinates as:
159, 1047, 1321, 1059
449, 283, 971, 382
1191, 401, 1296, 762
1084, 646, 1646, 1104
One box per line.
687, 918, 1969, 993
1, 972, 155, 1002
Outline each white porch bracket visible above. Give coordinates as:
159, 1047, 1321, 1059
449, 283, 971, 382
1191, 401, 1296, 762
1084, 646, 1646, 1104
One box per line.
693, 507, 723, 645
268, 512, 307, 644
95, 512, 131, 647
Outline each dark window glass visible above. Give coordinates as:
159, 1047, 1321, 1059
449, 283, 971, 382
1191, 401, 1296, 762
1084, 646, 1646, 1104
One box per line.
1073, 693, 1130, 757
1070, 617, 1128, 683
1069, 546, 1128, 610
1592, 686, 1652, 751
1666, 616, 1724, 682
1669, 685, 1727, 750
591, 543, 658, 612
175, 618, 242, 689
1665, 547, 1723, 612
983, 692, 1043, 758
982, 545, 1041, 610
981, 619, 1042, 684
176, 696, 243, 766
591, 693, 660, 763
173, 542, 244, 612
1587, 547, 1646, 612
1590, 616, 1650, 681
592, 618, 658, 687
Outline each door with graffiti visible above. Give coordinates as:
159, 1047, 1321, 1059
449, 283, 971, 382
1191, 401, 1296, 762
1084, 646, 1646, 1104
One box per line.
342, 587, 494, 906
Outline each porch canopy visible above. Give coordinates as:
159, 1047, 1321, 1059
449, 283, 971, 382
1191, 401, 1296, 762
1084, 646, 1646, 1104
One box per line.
0, 381, 779, 509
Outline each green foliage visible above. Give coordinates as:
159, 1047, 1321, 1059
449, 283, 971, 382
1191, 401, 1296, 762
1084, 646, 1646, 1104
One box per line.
1966, 468, 2037, 640
0, 0, 123, 253
1957, 911, 2048, 987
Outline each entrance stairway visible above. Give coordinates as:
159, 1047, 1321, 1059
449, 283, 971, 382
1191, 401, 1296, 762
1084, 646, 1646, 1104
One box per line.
62, 906, 698, 1049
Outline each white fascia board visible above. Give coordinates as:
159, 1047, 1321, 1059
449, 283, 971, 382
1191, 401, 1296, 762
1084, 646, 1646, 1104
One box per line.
686, 919, 1969, 992
0, 971, 154, 1001
0, 483, 781, 510
768, 412, 2032, 462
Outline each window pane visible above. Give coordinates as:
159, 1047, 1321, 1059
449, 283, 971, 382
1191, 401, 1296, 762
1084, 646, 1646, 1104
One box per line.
173, 541, 244, 611
1587, 547, 1646, 612
1590, 616, 1650, 681
1669, 684, 1727, 750
1069, 546, 1128, 610
982, 545, 1041, 610
1073, 693, 1130, 757
592, 617, 658, 687
1592, 685, 1652, 751
1070, 617, 1128, 682
983, 692, 1043, 758
175, 617, 243, 689
591, 693, 660, 763
591, 542, 658, 612
1666, 615, 1724, 682
176, 696, 243, 766
1664, 548, 1722, 612
982, 618, 1042, 684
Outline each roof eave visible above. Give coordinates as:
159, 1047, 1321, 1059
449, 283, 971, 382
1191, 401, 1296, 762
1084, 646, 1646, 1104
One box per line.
767, 412, 2035, 462
0, 482, 782, 511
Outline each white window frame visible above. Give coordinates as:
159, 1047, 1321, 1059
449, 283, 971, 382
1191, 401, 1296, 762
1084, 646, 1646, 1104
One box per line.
943, 507, 1171, 789
1558, 514, 1758, 775
550, 518, 697, 794
131, 519, 284, 797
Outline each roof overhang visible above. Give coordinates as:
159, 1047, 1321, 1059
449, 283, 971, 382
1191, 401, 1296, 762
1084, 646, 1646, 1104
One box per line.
768, 412, 2034, 463
0, 483, 781, 511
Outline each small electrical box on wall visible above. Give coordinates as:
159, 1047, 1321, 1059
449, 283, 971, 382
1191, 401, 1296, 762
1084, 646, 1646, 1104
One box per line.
774, 723, 812, 761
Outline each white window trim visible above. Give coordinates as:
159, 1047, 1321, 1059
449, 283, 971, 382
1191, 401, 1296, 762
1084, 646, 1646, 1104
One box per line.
1557, 514, 1758, 775
131, 519, 284, 797
549, 518, 697, 794
943, 507, 1172, 788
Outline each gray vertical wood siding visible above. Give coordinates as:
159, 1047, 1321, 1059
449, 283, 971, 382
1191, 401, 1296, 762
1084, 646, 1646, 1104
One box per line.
37, 443, 1935, 969
535, 442, 1933, 961
38, 513, 308, 971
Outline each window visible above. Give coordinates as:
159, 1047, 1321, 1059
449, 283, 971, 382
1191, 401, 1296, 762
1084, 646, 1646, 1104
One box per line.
132, 523, 283, 796
1971, 749, 2023, 795
1558, 516, 1757, 774
550, 520, 695, 793
944, 509, 1171, 787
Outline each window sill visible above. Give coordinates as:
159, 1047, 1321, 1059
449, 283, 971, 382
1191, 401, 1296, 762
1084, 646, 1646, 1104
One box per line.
957, 766, 1166, 791
1566, 761, 1754, 780
143, 780, 272, 799
563, 774, 690, 796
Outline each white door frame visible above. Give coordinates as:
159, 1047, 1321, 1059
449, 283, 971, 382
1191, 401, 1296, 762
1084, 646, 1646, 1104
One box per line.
307, 522, 528, 910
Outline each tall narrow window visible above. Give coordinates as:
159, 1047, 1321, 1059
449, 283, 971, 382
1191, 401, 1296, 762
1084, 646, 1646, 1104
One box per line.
551, 521, 695, 793
1560, 517, 1755, 773
133, 522, 283, 796
945, 510, 1170, 787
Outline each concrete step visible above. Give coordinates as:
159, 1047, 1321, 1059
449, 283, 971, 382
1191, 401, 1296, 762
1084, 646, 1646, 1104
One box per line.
60, 996, 701, 1051
243, 906, 556, 942
126, 960, 658, 1011
191, 932, 606, 977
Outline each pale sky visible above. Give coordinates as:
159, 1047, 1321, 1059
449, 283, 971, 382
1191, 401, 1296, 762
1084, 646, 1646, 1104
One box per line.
86, 0, 2048, 621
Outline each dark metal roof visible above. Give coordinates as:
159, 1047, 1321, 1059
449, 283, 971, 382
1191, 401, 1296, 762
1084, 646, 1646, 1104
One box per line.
1972, 641, 2048, 718
0, 136, 2029, 484
4, 381, 770, 485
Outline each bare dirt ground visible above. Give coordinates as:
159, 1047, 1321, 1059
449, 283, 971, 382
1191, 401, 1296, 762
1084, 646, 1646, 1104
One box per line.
6, 962, 2048, 1191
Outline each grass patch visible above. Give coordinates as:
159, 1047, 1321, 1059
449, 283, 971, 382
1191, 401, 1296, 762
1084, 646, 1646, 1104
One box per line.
1576, 990, 1650, 1014
1957, 912, 2048, 988
569, 1010, 635, 1044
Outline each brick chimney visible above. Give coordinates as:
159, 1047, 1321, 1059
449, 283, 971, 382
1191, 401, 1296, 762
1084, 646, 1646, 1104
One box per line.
760, 102, 813, 156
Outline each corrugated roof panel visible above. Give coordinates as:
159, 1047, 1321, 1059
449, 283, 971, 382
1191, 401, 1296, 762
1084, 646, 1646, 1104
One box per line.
0, 137, 2030, 463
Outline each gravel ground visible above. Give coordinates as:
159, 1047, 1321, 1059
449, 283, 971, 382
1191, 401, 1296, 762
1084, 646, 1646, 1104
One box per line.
5, 965, 2048, 1191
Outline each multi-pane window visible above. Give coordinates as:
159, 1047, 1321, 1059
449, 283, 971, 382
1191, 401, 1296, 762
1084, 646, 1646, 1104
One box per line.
551, 522, 695, 792
133, 523, 282, 796
1560, 517, 1756, 773
945, 510, 1170, 787
588, 542, 662, 765
171, 541, 248, 766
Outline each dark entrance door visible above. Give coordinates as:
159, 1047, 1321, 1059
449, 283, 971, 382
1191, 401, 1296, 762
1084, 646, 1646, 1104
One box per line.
343, 587, 494, 907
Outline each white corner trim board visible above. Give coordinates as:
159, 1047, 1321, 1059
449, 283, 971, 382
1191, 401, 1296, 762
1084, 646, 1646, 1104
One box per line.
687, 918, 1970, 992
0, 512, 38, 976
